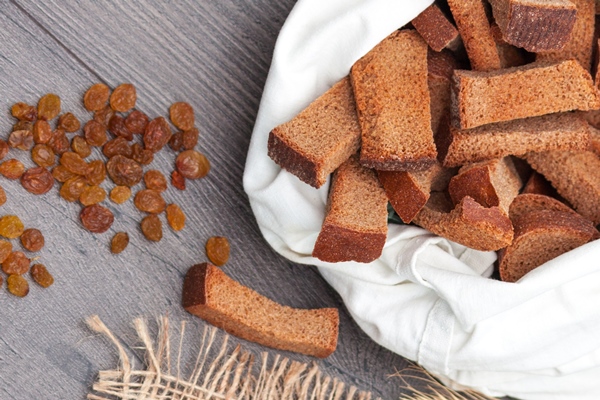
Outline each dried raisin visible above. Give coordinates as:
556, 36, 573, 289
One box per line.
131, 143, 154, 165
30, 264, 54, 288
71, 135, 92, 158
8, 130, 34, 151
169, 102, 195, 131
31, 144, 56, 168
182, 128, 199, 150
124, 110, 149, 134
166, 204, 185, 231
21, 167, 54, 195
103, 137, 133, 159
13, 120, 33, 132
80, 204, 114, 233
106, 155, 142, 187
37, 93, 61, 120
57, 112, 81, 132
85, 160, 107, 186
60, 152, 91, 175
0, 185, 6, 207
0, 159, 25, 180
79, 185, 106, 206
2, 251, 30, 275
205, 236, 230, 266
93, 106, 115, 126
110, 186, 132, 204
144, 170, 167, 192
140, 214, 162, 242
0, 240, 13, 263
84, 120, 108, 146
52, 165, 77, 183
84, 83, 110, 111
60, 176, 88, 202
48, 129, 70, 155
7, 274, 29, 297
144, 117, 172, 152
171, 170, 186, 190
0, 141, 9, 160
134, 189, 166, 214
110, 83, 136, 112
169, 132, 183, 151
33, 120, 53, 144
20, 228, 45, 252
108, 114, 133, 141
11, 102, 37, 121
0, 215, 24, 239
110, 232, 129, 254
176, 150, 210, 179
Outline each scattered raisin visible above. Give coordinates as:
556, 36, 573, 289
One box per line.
52, 165, 77, 183
93, 106, 115, 126
84, 83, 110, 111
7, 274, 29, 297
110, 232, 129, 254
169, 132, 183, 151
182, 128, 199, 150
0, 215, 24, 239
131, 143, 154, 165
134, 189, 166, 214
0, 186, 5, 206
60, 176, 88, 202
71, 135, 92, 158
80, 204, 114, 233
31, 144, 56, 168
60, 152, 91, 175
84, 120, 108, 146
144, 117, 172, 152
48, 129, 70, 155
124, 110, 149, 134
37, 93, 61, 120
103, 137, 133, 159
144, 170, 167, 192
57, 112, 81, 132
79, 185, 106, 206
30, 264, 54, 288
0, 159, 25, 180
110, 186, 132, 204
110, 83, 137, 112
171, 170, 186, 190
13, 120, 33, 132
106, 155, 142, 187
21, 167, 54, 195
205, 236, 230, 266
166, 204, 185, 231
20, 228, 45, 252
0, 141, 9, 160
140, 214, 162, 242
8, 130, 34, 151
2, 251, 30, 275
0, 240, 13, 263
11, 102, 37, 121
169, 102, 195, 131
85, 160, 107, 186
108, 114, 133, 141
176, 150, 210, 179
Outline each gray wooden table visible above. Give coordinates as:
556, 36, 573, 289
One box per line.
0, 1, 432, 398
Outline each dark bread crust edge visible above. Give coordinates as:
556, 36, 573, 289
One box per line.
378, 170, 429, 223
268, 129, 322, 188
313, 223, 386, 263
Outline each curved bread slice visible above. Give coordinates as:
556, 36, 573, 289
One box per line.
508, 193, 577, 223
411, 4, 460, 52
413, 193, 513, 251
182, 263, 339, 358
499, 210, 599, 282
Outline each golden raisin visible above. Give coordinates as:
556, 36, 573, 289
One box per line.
84, 83, 111, 111
21, 167, 54, 195
11, 102, 37, 121
32, 120, 53, 144
20, 228, 45, 252
57, 112, 81, 132
30, 264, 54, 288
52, 165, 77, 183
106, 155, 143, 187
79, 185, 106, 206
109, 186, 132, 204
31, 144, 56, 168
140, 214, 162, 242
166, 204, 185, 231
93, 106, 115, 126
71, 135, 92, 158
108, 114, 133, 141
2, 251, 30, 275
176, 150, 210, 179
0, 185, 6, 207
144, 170, 167, 192
169, 102, 195, 131
0, 159, 25, 180
80, 204, 114, 233
60, 176, 88, 202
8, 130, 34, 151
103, 137, 133, 159
0, 215, 24, 239
85, 160, 107, 186
0, 240, 13, 263
182, 128, 199, 150
134, 189, 166, 214
110, 83, 137, 112
37, 93, 61, 120
144, 117, 172, 152
171, 170, 186, 190
169, 132, 183, 152
0, 141, 9, 160
48, 129, 70, 155
125, 110, 149, 134
7, 274, 29, 297
60, 152, 91, 175
84, 120, 108, 146
13, 120, 33, 131
110, 232, 129, 254
206, 236, 230, 266
131, 143, 154, 165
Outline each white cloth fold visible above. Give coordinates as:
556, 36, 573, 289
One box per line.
243, 1, 600, 398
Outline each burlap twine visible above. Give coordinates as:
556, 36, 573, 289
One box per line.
86, 316, 377, 400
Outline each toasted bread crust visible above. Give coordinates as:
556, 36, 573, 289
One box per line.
412, 4, 460, 52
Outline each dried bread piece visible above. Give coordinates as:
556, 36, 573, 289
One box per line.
436, 112, 591, 167
267, 77, 361, 188
429, 50, 459, 136
448, 156, 522, 215
488, 0, 577, 53
537, 0, 595, 71
447, 0, 502, 71
351, 30, 437, 171
378, 163, 456, 223
313, 154, 388, 263
182, 263, 339, 358
589, 124, 600, 157
452, 60, 600, 129
411, 4, 460, 52
490, 22, 528, 68
526, 150, 600, 224
521, 171, 561, 198
413, 193, 513, 251
498, 210, 598, 282
508, 193, 578, 223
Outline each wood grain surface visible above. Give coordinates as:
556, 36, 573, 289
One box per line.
0, 1, 438, 399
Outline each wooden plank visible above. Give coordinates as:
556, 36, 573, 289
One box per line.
0, 1, 422, 399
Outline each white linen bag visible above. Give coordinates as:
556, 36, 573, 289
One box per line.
243, 1, 600, 398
